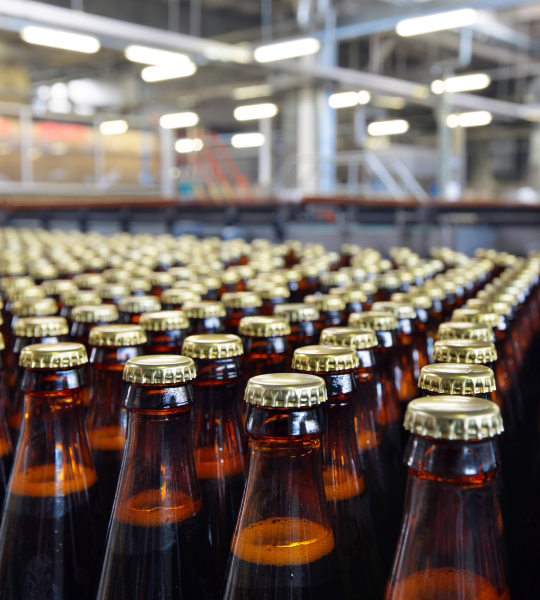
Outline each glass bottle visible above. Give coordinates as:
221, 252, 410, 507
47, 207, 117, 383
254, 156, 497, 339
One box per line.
297, 264, 322, 299
70, 304, 120, 351
257, 285, 291, 316
96, 282, 130, 306
329, 288, 367, 317
385, 396, 509, 600
0, 342, 105, 600
418, 363, 496, 400
182, 334, 247, 581
73, 272, 104, 290
292, 345, 384, 600
117, 295, 161, 324
201, 276, 221, 301
96, 355, 217, 600
304, 294, 345, 339
183, 301, 226, 334
320, 326, 406, 575
149, 271, 174, 298
160, 287, 201, 310
9, 295, 57, 339
7, 316, 69, 445
438, 321, 495, 343
374, 272, 401, 302
274, 303, 319, 368
0, 332, 12, 509
139, 309, 190, 354
59, 289, 102, 322
222, 373, 345, 599
319, 271, 351, 294
124, 277, 152, 297
41, 278, 77, 307
86, 324, 146, 517
221, 291, 262, 334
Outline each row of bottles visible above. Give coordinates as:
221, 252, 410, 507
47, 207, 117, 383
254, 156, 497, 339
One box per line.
0, 228, 537, 599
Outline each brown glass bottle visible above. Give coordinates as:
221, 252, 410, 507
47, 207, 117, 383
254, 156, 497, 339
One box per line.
273, 303, 319, 368
222, 373, 345, 599
329, 288, 367, 317
183, 300, 226, 334
372, 301, 419, 409
73, 272, 104, 290
118, 294, 161, 324
292, 346, 384, 600
438, 321, 495, 343
96, 355, 217, 600
221, 291, 262, 334
70, 304, 120, 350
182, 334, 247, 582
149, 271, 174, 298
374, 272, 401, 302
257, 285, 291, 315
9, 295, 57, 343
160, 287, 201, 311
41, 278, 77, 308
59, 289, 102, 322
97, 282, 130, 306
0, 333, 12, 509
7, 316, 69, 445
385, 396, 509, 600
86, 324, 146, 517
139, 309, 190, 353
0, 342, 105, 600
418, 363, 496, 400
304, 294, 345, 339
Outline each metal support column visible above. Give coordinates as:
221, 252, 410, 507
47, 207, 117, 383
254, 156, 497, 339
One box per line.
437, 92, 452, 199
297, 67, 317, 195
19, 106, 33, 190
160, 126, 176, 198
258, 117, 272, 190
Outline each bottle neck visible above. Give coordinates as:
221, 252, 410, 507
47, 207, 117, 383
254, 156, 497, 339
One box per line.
143, 329, 186, 353
243, 335, 288, 356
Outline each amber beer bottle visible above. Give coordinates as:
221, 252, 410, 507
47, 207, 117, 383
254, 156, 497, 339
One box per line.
160, 287, 200, 311
59, 289, 102, 322
221, 291, 262, 334
222, 373, 345, 599
86, 324, 146, 517
70, 304, 120, 350
97, 282, 130, 306
139, 309, 190, 353
182, 334, 247, 581
96, 355, 216, 600
183, 300, 226, 334
0, 333, 12, 508
0, 342, 105, 599
117, 295, 161, 324
274, 302, 319, 367
418, 363, 496, 400
304, 294, 345, 339
292, 345, 384, 600
329, 288, 367, 317
385, 396, 509, 600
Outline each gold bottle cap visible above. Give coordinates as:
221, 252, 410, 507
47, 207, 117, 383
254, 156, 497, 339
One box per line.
278, 269, 302, 283
0, 275, 34, 292
118, 295, 161, 314
220, 270, 241, 285
182, 301, 226, 319
71, 304, 119, 324
123, 355, 196, 384
238, 315, 291, 337
433, 340, 497, 365
182, 334, 244, 359
221, 291, 262, 310
168, 266, 195, 281
466, 298, 512, 316
72, 273, 105, 289
81, 256, 106, 272
57, 262, 83, 276
61, 289, 102, 308
201, 276, 221, 291
7, 285, 46, 303
375, 271, 401, 290
420, 284, 446, 301
491, 292, 519, 307
0, 332, 4, 351
89, 324, 147, 347
418, 363, 496, 395
96, 283, 130, 301
12, 297, 58, 318
328, 288, 368, 304
103, 268, 131, 283
292, 345, 359, 372
348, 310, 398, 331
161, 288, 201, 306
41, 279, 78, 297
320, 326, 378, 350
438, 322, 495, 342
14, 316, 69, 338
404, 396, 503, 440
257, 285, 291, 300
354, 280, 378, 296
150, 272, 174, 287
304, 294, 345, 312
173, 280, 208, 296
245, 373, 327, 408
451, 308, 499, 328
126, 278, 152, 294
319, 271, 350, 287
139, 310, 189, 332
372, 301, 416, 320
274, 303, 319, 322
1, 263, 26, 276
300, 264, 323, 278
30, 263, 58, 279
19, 342, 88, 369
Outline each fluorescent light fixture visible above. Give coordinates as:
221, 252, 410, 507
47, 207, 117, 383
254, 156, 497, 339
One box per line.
396, 9, 477, 37
99, 120, 129, 135
21, 26, 100, 53
329, 92, 358, 109
231, 133, 265, 148
125, 45, 191, 65
373, 96, 406, 110
234, 103, 278, 121
233, 84, 273, 100
357, 90, 372, 105
431, 80, 446, 94
254, 38, 321, 63
160, 112, 199, 129
446, 111, 492, 128
444, 73, 491, 93
367, 119, 409, 136
175, 138, 204, 153
141, 62, 197, 82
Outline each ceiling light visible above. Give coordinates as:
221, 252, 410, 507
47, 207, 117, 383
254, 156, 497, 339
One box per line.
443, 73, 491, 93
254, 38, 321, 63
99, 120, 129, 135
234, 103, 278, 121
373, 96, 406, 109
124, 45, 191, 65
447, 111, 492, 128
160, 112, 199, 129
175, 138, 204, 153
328, 92, 358, 109
357, 90, 372, 105
396, 9, 477, 37
431, 80, 446, 95
231, 133, 265, 148
141, 62, 197, 82
367, 119, 409, 136
233, 84, 273, 100
21, 26, 100, 53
